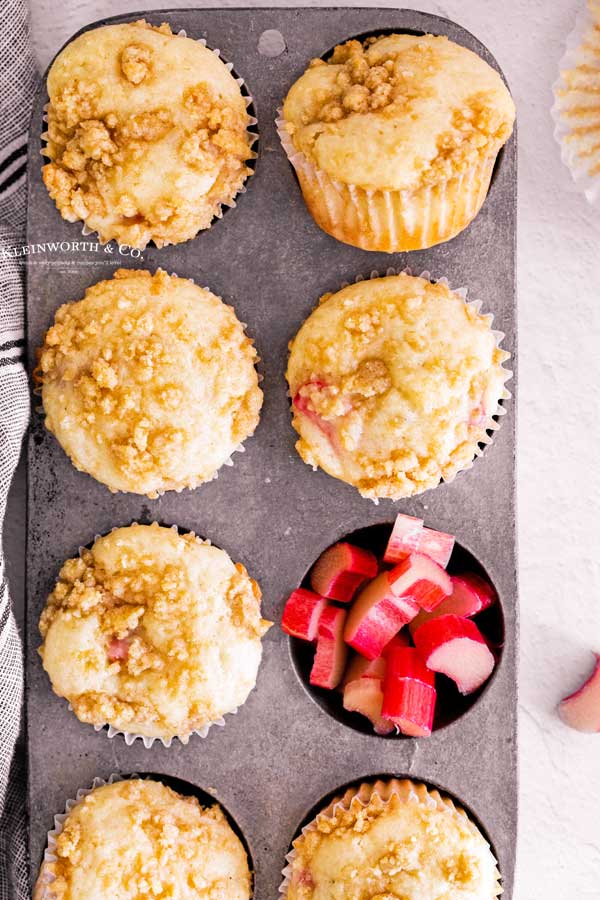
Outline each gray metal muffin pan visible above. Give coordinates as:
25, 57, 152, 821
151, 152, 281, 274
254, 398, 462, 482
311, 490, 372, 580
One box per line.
26, 8, 517, 898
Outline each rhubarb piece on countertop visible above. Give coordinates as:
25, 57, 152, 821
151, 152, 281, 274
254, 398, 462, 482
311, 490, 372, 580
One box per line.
382, 646, 437, 737
383, 514, 424, 563
310, 605, 348, 690
559, 653, 600, 733
343, 677, 395, 735
413, 614, 495, 695
281, 588, 328, 642
310, 542, 378, 603
409, 573, 496, 635
344, 571, 420, 661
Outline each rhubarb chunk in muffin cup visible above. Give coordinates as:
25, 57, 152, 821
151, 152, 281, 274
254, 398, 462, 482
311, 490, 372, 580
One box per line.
42, 20, 255, 248
36, 268, 263, 497
281, 779, 501, 899
38, 523, 272, 744
286, 273, 510, 500
34, 778, 253, 900
278, 33, 515, 252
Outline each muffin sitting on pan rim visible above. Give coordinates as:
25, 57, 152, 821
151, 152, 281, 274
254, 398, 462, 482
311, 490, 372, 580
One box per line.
286, 272, 510, 501
36, 267, 262, 497
42, 19, 255, 248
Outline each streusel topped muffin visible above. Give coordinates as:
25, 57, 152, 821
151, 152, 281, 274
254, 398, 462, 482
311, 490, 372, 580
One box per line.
283, 779, 501, 900
38, 523, 271, 741
279, 34, 515, 251
34, 779, 252, 900
286, 273, 509, 500
42, 20, 253, 248
37, 268, 262, 496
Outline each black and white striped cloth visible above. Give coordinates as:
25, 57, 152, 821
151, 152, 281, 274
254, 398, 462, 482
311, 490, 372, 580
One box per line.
0, 0, 38, 897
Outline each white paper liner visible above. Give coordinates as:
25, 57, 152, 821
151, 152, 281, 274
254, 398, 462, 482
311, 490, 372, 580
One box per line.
279, 779, 503, 898
46, 521, 248, 749
40, 26, 259, 248
34, 773, 131, 900
288, 268, 512, 503
552, 1, 600, 204
276, 113, 496, 252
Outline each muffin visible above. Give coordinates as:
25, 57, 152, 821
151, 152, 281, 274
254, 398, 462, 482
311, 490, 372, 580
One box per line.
37, 268, 262, 496
286, 273, 510, 500
552, 0, 600, 204
38, 523, 271, 742
279, 34, 515, 251
34, 778, 252, 900
42, 20, 254, 248
282, 779, 501, 900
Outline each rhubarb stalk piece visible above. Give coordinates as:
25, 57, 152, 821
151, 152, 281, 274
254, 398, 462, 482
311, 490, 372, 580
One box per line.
409, 573, 496, 635
559, 653, 600, 733
310, 606, 348, 689
384, 513, 455, 568
282, 588, 328, 642
310, 542, 378, 603
413, 614, 495, 695
382, 646, 437, 737
344, 571, 420, 660
343, 678, 394, 735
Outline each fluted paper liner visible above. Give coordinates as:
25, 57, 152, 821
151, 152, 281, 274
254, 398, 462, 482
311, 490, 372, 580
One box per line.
552, 1, 600, 205
277, 114, 496, 252
279, 778, 503, 898
40, 29, 258, 248
289, 267, 512, 503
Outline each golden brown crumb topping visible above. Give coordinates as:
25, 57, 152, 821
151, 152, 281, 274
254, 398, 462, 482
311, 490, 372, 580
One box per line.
38, 524, 271, 739
38, 268, 262, 496
42, 20, 253, 247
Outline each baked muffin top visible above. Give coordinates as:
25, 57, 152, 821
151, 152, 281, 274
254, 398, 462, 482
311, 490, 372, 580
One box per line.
36, 779, 252, 900
286, 274, 509, 500
43, 20, 253, 247
38, 268, 262, 497
286, 780, 500, 900
38, 523, 271, 740
282, 34, 515, 191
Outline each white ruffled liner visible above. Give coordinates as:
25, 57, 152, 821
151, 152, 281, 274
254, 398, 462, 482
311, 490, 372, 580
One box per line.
551, 1, 600, 205
276, 112, 496, 252
40, 27, 259, 247
34, 773, 132, 900
278, 778, 503, 898
57, 521, 241, 750
291, 267, 512, 505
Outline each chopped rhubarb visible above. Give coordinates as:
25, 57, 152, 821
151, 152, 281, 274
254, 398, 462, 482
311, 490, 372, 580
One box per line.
344, 571, 420, 660
413, 614, 495, 695
343, 678, 395, 735
382, 646, 436, 737
383, 631, 412, 654
384, 515, 455, 568
282, 588, 328, 642
409, 573, 497, 635
342, 652, 387, 686
559, 653, 600, 733
108, 637, 130, 662
310, 606, 348, 690
383, 514, 424, 563
310, 542, 378, 603
387, 553, 453, 612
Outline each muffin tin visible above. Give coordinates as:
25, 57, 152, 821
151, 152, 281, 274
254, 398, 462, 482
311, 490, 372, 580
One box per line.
26, 7, 517, 898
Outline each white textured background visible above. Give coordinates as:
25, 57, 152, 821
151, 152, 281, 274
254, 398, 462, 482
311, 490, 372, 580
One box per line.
7, 0, 600, 896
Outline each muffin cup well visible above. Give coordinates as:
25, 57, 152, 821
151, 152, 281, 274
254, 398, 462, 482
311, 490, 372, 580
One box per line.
552, 1, 600, 205
41, 29, 259, 248
34, 773, 127, 900
279, 778, 502, 898
276, 114, 497, 252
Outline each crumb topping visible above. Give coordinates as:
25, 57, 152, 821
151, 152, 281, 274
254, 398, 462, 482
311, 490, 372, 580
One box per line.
287, 781, 500, 900
282, 34, 515, 191
286, 274, 510, 501
38, 779, 252, 900
38, 268, 262, 496
42, 20, 253, 247
38, 523, 271, 739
